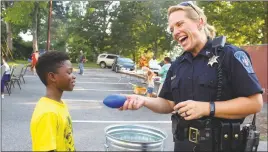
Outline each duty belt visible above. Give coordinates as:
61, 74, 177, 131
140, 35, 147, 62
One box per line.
172, 114, 243, 152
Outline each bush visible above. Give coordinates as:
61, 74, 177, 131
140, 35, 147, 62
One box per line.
12, 37, 33, 60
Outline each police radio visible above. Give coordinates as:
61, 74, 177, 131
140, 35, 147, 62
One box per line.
240, 114, 260, 152
211, 36, 226, 101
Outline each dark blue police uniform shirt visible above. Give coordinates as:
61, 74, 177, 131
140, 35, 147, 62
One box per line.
159, 40, 263, 106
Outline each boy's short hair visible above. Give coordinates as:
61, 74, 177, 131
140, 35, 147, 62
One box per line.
36, 51, 70, 86
164, 57, 171, 63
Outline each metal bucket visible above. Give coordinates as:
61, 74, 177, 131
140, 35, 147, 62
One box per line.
104, 124, 167, 151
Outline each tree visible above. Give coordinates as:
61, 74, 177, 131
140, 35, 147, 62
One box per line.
109, 1, 180, 61
67, 1, 120, 61
198, 1, 267, 45
2, 1, 14, 54
3, 1, 266, 61
2, 1, 47, 53
32, 2, 39, 52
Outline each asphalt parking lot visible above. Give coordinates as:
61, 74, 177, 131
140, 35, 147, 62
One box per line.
1, 68, 267, 151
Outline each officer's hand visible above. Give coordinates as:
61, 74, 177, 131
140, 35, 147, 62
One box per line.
119, 94, 145, 111
173, 100, 210, 120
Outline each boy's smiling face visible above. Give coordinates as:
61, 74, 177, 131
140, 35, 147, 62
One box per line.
53, 60, 76, 91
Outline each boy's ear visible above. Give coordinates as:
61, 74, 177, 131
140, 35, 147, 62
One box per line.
47, 72, 57, 83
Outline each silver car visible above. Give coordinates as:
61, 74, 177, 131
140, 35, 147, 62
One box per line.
96, 54, 119, 68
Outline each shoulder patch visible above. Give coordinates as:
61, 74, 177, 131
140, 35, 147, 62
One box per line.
234, 51, 254, 73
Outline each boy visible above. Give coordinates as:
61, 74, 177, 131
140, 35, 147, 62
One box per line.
30, 51, 76, 151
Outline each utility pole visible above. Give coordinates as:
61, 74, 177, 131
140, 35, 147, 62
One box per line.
46, 0, 52, 51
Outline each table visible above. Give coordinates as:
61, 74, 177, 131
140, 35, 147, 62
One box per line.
118, 70, 146, 83
118, 70, 161, 94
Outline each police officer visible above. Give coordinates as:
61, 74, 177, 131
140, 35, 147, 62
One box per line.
119, 2, 263, 152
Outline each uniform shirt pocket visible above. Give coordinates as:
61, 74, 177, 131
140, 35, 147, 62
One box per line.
198, 73, 217, 101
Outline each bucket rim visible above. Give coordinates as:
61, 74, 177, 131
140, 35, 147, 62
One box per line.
104, 124, 168, 144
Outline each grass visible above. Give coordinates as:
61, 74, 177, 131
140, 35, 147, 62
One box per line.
72, 62, 99, 68
8, 60, 29, 66
8, 60, 100, 68
260, 135, 268, 141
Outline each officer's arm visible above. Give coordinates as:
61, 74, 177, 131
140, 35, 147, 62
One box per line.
143, 63, 176, 114
211, 48, 264, 119
213, 93, 263, 119
143, 97, 175, 114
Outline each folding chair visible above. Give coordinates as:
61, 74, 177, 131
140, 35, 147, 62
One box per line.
8, 64, 24, 90
20, 64, 29, 84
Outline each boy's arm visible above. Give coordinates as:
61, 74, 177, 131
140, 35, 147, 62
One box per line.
33, 113, 58, 151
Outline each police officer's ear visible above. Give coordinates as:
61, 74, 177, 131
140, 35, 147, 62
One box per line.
197, 18, 204, 31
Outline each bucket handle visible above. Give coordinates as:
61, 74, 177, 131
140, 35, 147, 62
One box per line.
104, 144, 109, 151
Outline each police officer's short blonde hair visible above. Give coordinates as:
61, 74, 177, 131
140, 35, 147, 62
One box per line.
168, 3, 216, 39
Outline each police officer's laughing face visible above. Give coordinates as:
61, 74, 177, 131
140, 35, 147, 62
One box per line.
168, 10, 202, 52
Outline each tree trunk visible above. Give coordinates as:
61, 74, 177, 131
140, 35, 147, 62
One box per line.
3, 2, 13, 54
32, 2, 39, 52
5, 21, 12, 53
37, 5, 41, 44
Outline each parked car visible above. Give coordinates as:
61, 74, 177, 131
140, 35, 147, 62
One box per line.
112, 57, 135, 73
96, 53, 119, 68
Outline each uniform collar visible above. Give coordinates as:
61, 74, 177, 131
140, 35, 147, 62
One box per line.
178, 51, 190, 63
198, 39, 213, 58
179, 39, 213, 63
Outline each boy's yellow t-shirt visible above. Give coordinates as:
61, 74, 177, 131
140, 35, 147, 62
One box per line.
30, 97, 75, 151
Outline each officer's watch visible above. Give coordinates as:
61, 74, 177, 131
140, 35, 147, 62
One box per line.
209, 101, 215, 117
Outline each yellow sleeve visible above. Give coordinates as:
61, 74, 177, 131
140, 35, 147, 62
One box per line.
33, 113, 58, 151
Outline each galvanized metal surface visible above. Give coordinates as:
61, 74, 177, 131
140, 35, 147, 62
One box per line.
104, 124, 168, 151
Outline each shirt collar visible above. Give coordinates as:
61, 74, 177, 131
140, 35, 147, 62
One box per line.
198, 39, 213, 58
179, 39, 213, 63
178, 51, 190, 63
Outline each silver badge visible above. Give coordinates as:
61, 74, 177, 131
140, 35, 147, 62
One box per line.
208, 55, 219, 67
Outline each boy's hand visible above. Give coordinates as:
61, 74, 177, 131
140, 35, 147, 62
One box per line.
119, 94, 145, 111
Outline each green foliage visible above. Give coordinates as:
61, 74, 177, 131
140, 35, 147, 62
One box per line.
109, 1, 179, 62
199, 1, 267, 45
3, 1, 47, 28
2, 1, 48, 55
3, 1, 34, 26
2, 1, 267, 61
12, 37, 33, 60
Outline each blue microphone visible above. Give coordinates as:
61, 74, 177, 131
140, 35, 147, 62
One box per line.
103, 94, 127, 108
